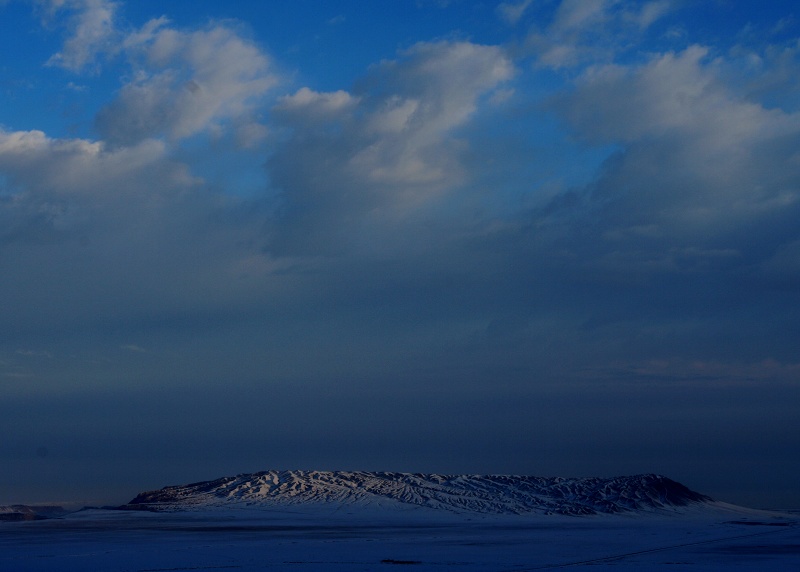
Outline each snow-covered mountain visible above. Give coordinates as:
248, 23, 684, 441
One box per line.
0, 505, 67, 521
126, 471, 713, 515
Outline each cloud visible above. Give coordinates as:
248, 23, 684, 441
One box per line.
276, 87, 359, 122
25, 3, 278, 146
554, 46, 725, 143
5, 1, 797, 370
526, 0, 675, 68
95, 19, 278, 145
0, 125, 277, 336
550, 0, 617, 33
548, 44, 800, 250
41, 0, 119, 72
497, 0, 532, 26
268, 41, 514, 255
629, 0, 672, 30
0, 129, 188, 197
1, 1, 799, 511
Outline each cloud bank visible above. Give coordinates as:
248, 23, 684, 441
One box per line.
1, 0, 799, 508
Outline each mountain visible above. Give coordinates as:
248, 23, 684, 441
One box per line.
126, 470, 713, 516
0, 505, 67, 521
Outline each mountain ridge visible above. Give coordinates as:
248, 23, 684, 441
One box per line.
126, 470, 713, 516
0, 505, 67, 521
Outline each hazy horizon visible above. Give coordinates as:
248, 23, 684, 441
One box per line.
2, 0, 799, 510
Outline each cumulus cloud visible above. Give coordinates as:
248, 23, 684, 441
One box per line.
0, 129, 177, 193
497, 0, 532, 26
0, 126, 275, 335
3, 0, 800, 507
276, 87, 359, 123
628, 0, 671, 30
26, 2, 277, 146
0, 7, 285, 343
96, 20, 277, 145
6, 0, 797, 367
551, 0, 616, 33
41, 0, 119, 72
268, 41, 514, 254
549, 45, 800, 249
526, 0, 674, 68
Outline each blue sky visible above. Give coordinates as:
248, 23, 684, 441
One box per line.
1, 0, 799, 508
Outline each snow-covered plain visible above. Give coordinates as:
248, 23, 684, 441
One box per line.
2, 502, 798, 571
2, 472, 798, 571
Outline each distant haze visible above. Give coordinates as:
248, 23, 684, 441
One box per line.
1, 1, 799, 509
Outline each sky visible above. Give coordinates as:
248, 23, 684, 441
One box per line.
1, 0, 799, 509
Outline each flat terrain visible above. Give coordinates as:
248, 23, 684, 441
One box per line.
1, 505, 797, 571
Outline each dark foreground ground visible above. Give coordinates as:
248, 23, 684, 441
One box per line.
1, 504, 798, 571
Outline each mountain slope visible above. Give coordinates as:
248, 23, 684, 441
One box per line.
127, 470, 713, 515
0, 505, 67, 521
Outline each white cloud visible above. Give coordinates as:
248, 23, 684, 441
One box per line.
546, 43, 800, 266
497, 0, 532, 26
557, 45, 800, 151
0, 123, 277, 333
628, 0, 672, 30
276, 87, 359, 122
0, 8, 286, 333
96, 20, 278, 145
556, 46, 721, 142
349, 41, 514, 191
29, 4, 278, 145
527, 0, 674, 69
234, 121, 269, 149
42, 0, 119, 72
268, 41, 514, 254
0, 128, 192, 196
550, 0, 618, 34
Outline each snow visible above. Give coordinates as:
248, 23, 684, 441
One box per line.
1, 504, 798, 571
3, 472, 797, 570
126, 471, 713, 515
